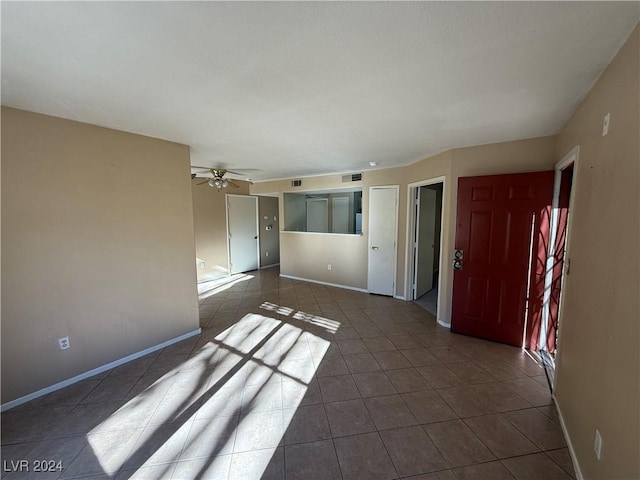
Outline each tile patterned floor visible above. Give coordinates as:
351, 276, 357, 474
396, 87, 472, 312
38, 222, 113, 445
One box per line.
1, 268, 576, 479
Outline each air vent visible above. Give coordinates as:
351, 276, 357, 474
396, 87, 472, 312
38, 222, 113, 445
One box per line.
291, 179, 302, 187
342, 173, 363, 183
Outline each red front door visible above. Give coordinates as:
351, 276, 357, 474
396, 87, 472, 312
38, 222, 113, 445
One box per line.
451, 171, 554, 347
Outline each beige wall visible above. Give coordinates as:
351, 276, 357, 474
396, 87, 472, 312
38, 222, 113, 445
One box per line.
280, 232, 368, 289
252, 137, 556, 322
258, 196, 280, 267
554, 25, 639, 480
1, 108, 200, 404
192, 178, 250, 282
253, 167, 407, 292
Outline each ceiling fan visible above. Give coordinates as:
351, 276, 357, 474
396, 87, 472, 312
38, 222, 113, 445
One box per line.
190, 167, 248, 190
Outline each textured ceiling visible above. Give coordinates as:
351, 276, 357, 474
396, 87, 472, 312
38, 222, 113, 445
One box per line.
2, 2, 638, 181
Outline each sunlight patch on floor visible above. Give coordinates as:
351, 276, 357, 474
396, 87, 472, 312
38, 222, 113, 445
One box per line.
88, 308, 336, 478
197, 273, 254, 300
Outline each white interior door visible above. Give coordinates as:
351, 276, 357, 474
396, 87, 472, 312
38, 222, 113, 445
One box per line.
227, 195, 259, 274
415, 187, 437, 298
368, 186, 398, 296
306, 198, 328, 232
332, 197, 350, 233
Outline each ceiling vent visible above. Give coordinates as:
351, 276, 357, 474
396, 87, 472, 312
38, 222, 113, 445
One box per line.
291, 179, 302, 187
342, 173, 363, 182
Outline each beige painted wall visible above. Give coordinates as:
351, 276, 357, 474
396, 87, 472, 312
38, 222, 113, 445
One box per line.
554, 25, 639, 480
192, 178, 250, 282
253, 169, 404, 291
280, 232, 368, 289
1, 108, 200, 404
252, 137, 556, 318
258, 196, 280, 267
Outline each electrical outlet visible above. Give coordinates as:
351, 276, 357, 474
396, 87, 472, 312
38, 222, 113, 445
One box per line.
594, 429, 603, 460
58, 337, 70, 350
266, 251, 269, 257
199, 262, 206, 269
327, 264, 332, 271
602, 113, 610, 136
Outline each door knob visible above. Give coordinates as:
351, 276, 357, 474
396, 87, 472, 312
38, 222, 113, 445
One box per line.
453, 259, 463, 270
371, 246, 379, 251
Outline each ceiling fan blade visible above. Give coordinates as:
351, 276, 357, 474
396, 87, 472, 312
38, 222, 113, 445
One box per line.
225, 169, 250, 176
197, 180, 209, 185
228, 180, 241, 189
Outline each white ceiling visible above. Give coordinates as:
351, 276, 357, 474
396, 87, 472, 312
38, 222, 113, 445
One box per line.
2, 2, 638, 182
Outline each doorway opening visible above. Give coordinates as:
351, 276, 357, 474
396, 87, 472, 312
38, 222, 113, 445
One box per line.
409, 180, 444, 319
535, 147, 578, 388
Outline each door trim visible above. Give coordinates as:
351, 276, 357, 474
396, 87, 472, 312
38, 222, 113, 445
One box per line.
405, 176, 447, 327
226, 194, 260, 274
548, 145, 580, 390
367, 185, 399, 296
306, 197, 328, 233
332, 196, 350, 233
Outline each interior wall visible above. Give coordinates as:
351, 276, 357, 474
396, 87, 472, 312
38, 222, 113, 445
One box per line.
1, 108, 200, 404
252, 138, 556, 311
192, 178, 250, 282
554, 25, 639, 480
280, 232, 368, 289
258, 196, 280, 267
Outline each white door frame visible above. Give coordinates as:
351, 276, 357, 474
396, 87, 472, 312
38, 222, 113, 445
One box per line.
405, 176, 447, 325
306, 197, 328, 232
367, 185, 399, 296
332, 196, 350, 233
547, 146, 579, 388
226, 194, 260, 274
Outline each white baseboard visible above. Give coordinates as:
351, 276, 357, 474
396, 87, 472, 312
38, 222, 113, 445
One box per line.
1, 328, 201, 412
279, 274, 368, 293
553, 394, 584, 480
394, 295, 407, 301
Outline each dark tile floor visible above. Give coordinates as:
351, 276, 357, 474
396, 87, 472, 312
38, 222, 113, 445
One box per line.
1, 268, 576, 479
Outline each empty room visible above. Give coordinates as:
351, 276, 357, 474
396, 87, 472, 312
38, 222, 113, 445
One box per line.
1, 2, 638, 480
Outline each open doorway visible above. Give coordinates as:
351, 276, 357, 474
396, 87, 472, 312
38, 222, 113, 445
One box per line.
410, 182, 444, 317
535, 147, 578, 388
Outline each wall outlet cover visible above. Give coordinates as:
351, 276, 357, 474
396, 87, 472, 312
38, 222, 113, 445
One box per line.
58, 337, 70, 350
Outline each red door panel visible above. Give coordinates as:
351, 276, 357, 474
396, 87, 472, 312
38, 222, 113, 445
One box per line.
451, 171, 554, 347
